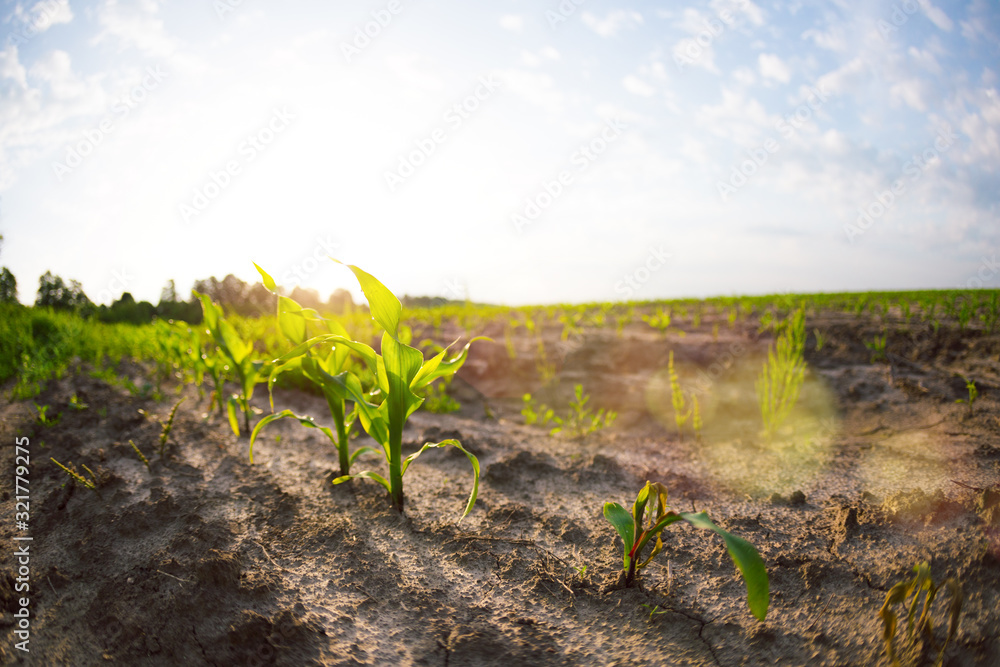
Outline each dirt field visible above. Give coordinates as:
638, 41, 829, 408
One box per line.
2, 311, 998, 666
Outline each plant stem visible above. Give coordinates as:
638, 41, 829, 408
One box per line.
388, 417, 404, 513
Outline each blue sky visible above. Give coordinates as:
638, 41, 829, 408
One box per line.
0, 0, 997, 306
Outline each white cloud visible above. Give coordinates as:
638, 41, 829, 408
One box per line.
91, 0, 177, 58
7, 0, 73, 35
581, 10, 643, 38
816, 57, 869, 97
499, 14, 523, 33
623, 75, 655, 97
0, 45, 28, 88
917, 0, 953, 32
759, 53, 791, 83
539, 46, 560, 61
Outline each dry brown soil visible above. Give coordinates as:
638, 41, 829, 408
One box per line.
1, 312, 998, 666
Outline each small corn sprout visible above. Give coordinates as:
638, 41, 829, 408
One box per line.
756, 307, 806, 440
51, 458, 100, 496
603, 481, 769, 621
282, 260, 488, 516
955, 378, 977, 417
880, 561, 962, 667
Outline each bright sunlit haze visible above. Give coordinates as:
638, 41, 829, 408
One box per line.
1, 0, 998, 306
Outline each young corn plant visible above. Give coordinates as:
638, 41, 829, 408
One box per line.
285, 260, 488, 516
549, 384, 617, 439
866, 331, 888, 363
249, 265, 375, 476
521, 393, 554, 426
879, 561, 962, 667
138, 396, 186, 458
195, 292, 266, 436
756, 307, 806, 440
603, 481, 769, 621
668, 351, 692, 439
955, 378, 977, 418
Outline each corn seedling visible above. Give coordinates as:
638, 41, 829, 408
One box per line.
879, 561, 962, 667
866, 332, 888, 363
285, 260, 487, 516
755, 307, 806, 440
642, 308, 673, 337
195, 291, 267, 435
50, 458, 100, 496
668, 351, 691, 439
68, 393, 88, 411
139, 396, 186, 458
129, 439, 151, 471
535, 336, 557, 386
250, 265, 374, 475
603, 481, 769, 621
955, 378, 977, 417
522, 393, 554, 426
34, 403, 60, 427
641, 604, 669, 622
691, 393, 702, 442
549, 384, 617, 439
813, 328, 825, 351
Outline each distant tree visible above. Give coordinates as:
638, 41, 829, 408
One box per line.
192, 274, 272, 317
290, 286, 322, 311
160, 279, 177, 304
35, 271, 93, 312
0, 267, 16, 304
326, 288, 354, 314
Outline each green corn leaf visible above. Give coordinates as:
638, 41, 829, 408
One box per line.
381, 333, 425, 421
226, 396, 241, 436
679, 511, 770, 621
253, 262, 278, 292
603, 502, 635, 568
400, 438, 480, 518
249, 409, 336, 463
277, 295, 307, 344
348, 446, 380, 465
411, 336, 492, 391
334, 470, 391, 492
333, 260, 401, 337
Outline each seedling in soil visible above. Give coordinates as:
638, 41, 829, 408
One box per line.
50, 458, 100, 496
668, 351, 692, 439
955, 378, 977, 417
691, 393, 702, 442
756, 307, 806, 440
880, 561, 962, 667
195, 291, 265, 436
522, 393, 554, 426
603, 481, 769, 621
68, 393, 88, 411
641, 604, 669, 622
139, 397, 186, 458
866, 331, 888, 363
251, 264, 374, 475
129, 439, 151, 471
813, 328, 826, 351
549, 384, 617, 439
34, 403, 61, 427
291, 260, 487, 516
